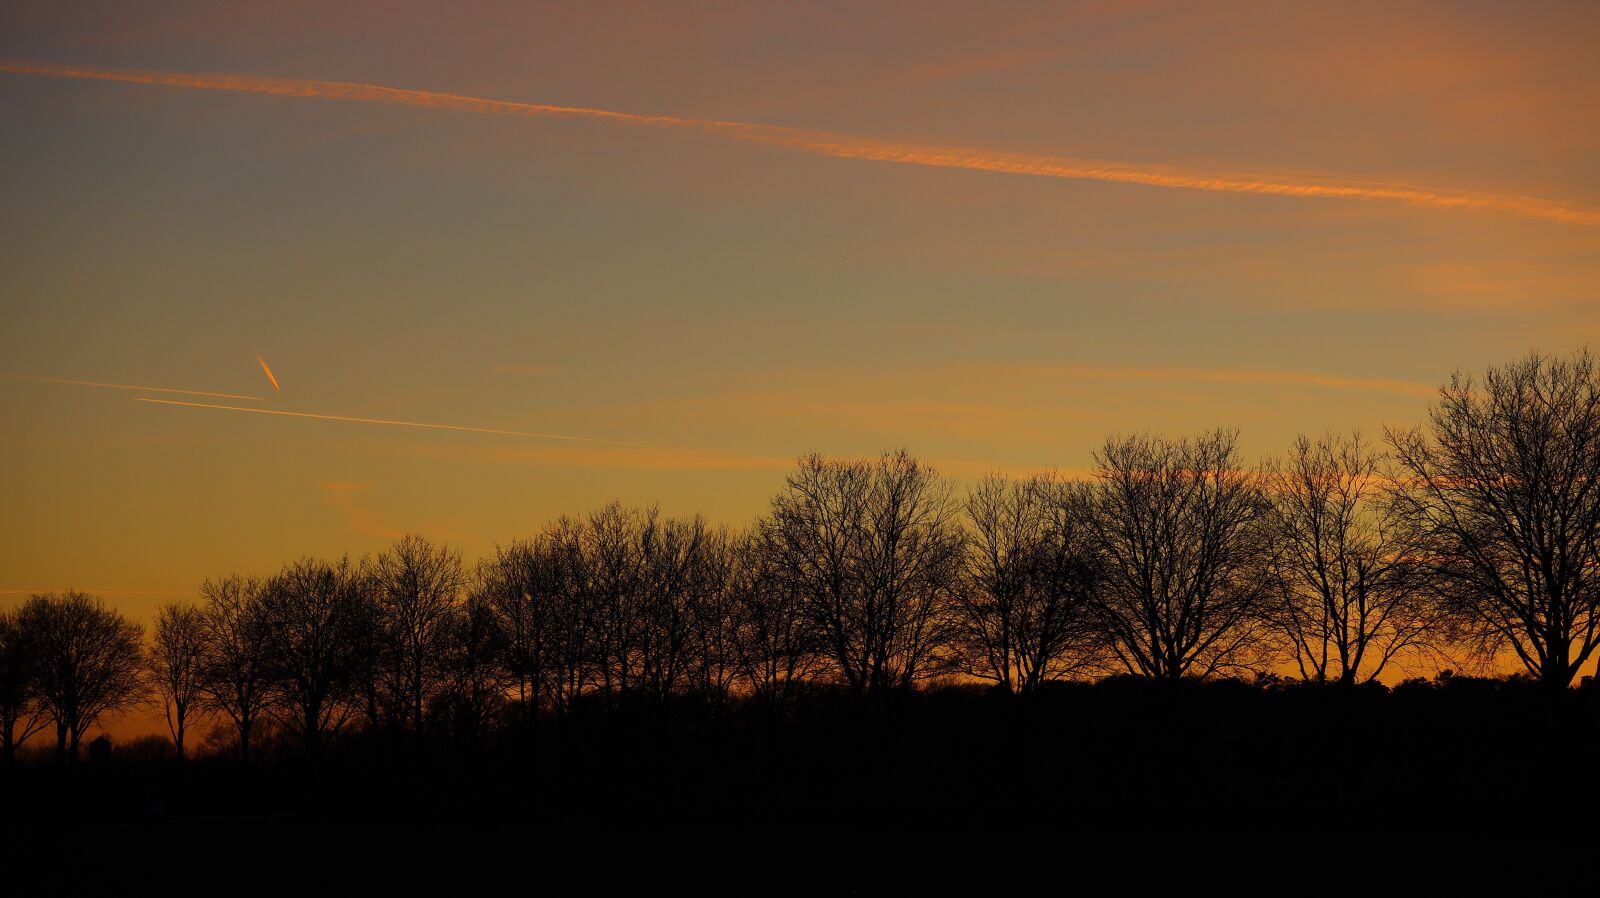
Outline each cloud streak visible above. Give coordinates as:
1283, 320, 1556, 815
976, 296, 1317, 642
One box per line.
2, 372, 269, 401
129, 396, 643, 446
255, 352, 280, 391
3, 59, 1596, 226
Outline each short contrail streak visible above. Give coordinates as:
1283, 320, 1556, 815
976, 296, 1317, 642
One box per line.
2, 373, 268, 401
130, 397, 643, 446
255, 352, 281, 391
2, 59, 1595, 225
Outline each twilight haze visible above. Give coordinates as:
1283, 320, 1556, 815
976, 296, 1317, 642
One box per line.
2, 1, 1598, 628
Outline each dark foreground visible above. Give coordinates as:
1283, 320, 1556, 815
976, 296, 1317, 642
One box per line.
6, 676, 1598, 860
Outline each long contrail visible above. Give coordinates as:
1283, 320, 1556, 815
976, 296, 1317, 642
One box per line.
3, 59, 1595, 226
130, 396, 643, 446
2, 372, 268, 401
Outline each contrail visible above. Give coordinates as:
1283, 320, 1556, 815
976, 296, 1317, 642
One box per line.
2, 59, 1595, 226
2, 372, 268, 401
130, 396, 643, 446
255, 352, 280, 391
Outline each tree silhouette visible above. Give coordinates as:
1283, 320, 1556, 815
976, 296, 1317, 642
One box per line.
149, 602, 207, 758
0, 608, 50, 764
764, 450, 964, 700
957, 473, 1102, 693
1077, 430, 1276, 681
197, 575, 274, 760
368, 534, 468, 733
260, 557, 367, 755
1388, 349, 1600, 690
478, 533, 580, 720
1264, 432, 1446, 684
725, 532, 821, 712
18, 592, 145, 762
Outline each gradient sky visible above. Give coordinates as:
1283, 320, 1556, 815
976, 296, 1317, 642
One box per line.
3, 1, 1599, 638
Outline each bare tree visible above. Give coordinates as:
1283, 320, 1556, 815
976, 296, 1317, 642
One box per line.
633, 513, 719, 704
764, 450, 965, 700
368, 534, 468, 733
197, 575, 274, 760
1388, 349, 1600, 690
438, 593, 510, 740
728, 532, 822, 711
260, 557, 367, 754
478, 532, 587, 720
1265, 432, 1446, 684
0, 608, 51, 764
687, 528, 743, 712
1078, 430, 1276, 681
19, 592, 145, 761
559, 504, 721, 707
149, 602, 207, 758
957, 473, 1101, 693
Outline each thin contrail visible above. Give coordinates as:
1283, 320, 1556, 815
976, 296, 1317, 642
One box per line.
255, 352, 281, 391
2, 59, 1595, 226
130, 396, 643, 446
2, 372, 269, 402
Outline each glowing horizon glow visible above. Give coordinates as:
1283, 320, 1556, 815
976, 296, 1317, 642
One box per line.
1, 372, 269, 402
2, 58, 1597, 226
128, 396, 644, 446
255, 352, 281, 391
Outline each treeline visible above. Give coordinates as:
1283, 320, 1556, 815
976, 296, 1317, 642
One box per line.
5, 348, 1600, 764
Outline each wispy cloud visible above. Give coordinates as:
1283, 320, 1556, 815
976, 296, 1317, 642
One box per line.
318, 481, 402, 540
129, 396, 642, 445
3, 59, 1596, 226
2, 372, 268, 402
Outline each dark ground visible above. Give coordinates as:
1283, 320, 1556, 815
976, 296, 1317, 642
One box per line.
6, 676, 1597, 870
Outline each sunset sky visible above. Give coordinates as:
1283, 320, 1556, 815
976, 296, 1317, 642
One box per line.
3, 1, 1598, 632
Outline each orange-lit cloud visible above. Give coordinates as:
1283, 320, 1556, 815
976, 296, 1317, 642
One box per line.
318, 481, 402, 540
2, 372, 268, 402
128, 396, 641, 445
493, 364, 553, 375
255, 352, 280, 391
3, 59, 1596, 226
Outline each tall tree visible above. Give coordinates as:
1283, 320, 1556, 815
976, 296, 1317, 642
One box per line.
260, 557, 367, 754
368, 534, 468, 733
0, 608, 50, 764
19, 592, 145, 761
764, 450, 965, 700
1078, 430, 1276, 681
197, 575, 274, 760
1388, 349, 1600, 690
149, 602, 207, 758
478, 532, 586, 720
1265, 432, 1444, 684
957, 473, 1101, 693
728, 532, 822, 712
632, 513, 719, 704
566, 503, 649, 703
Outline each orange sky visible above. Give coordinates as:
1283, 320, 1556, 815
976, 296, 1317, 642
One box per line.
2, 3, 1598, 739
